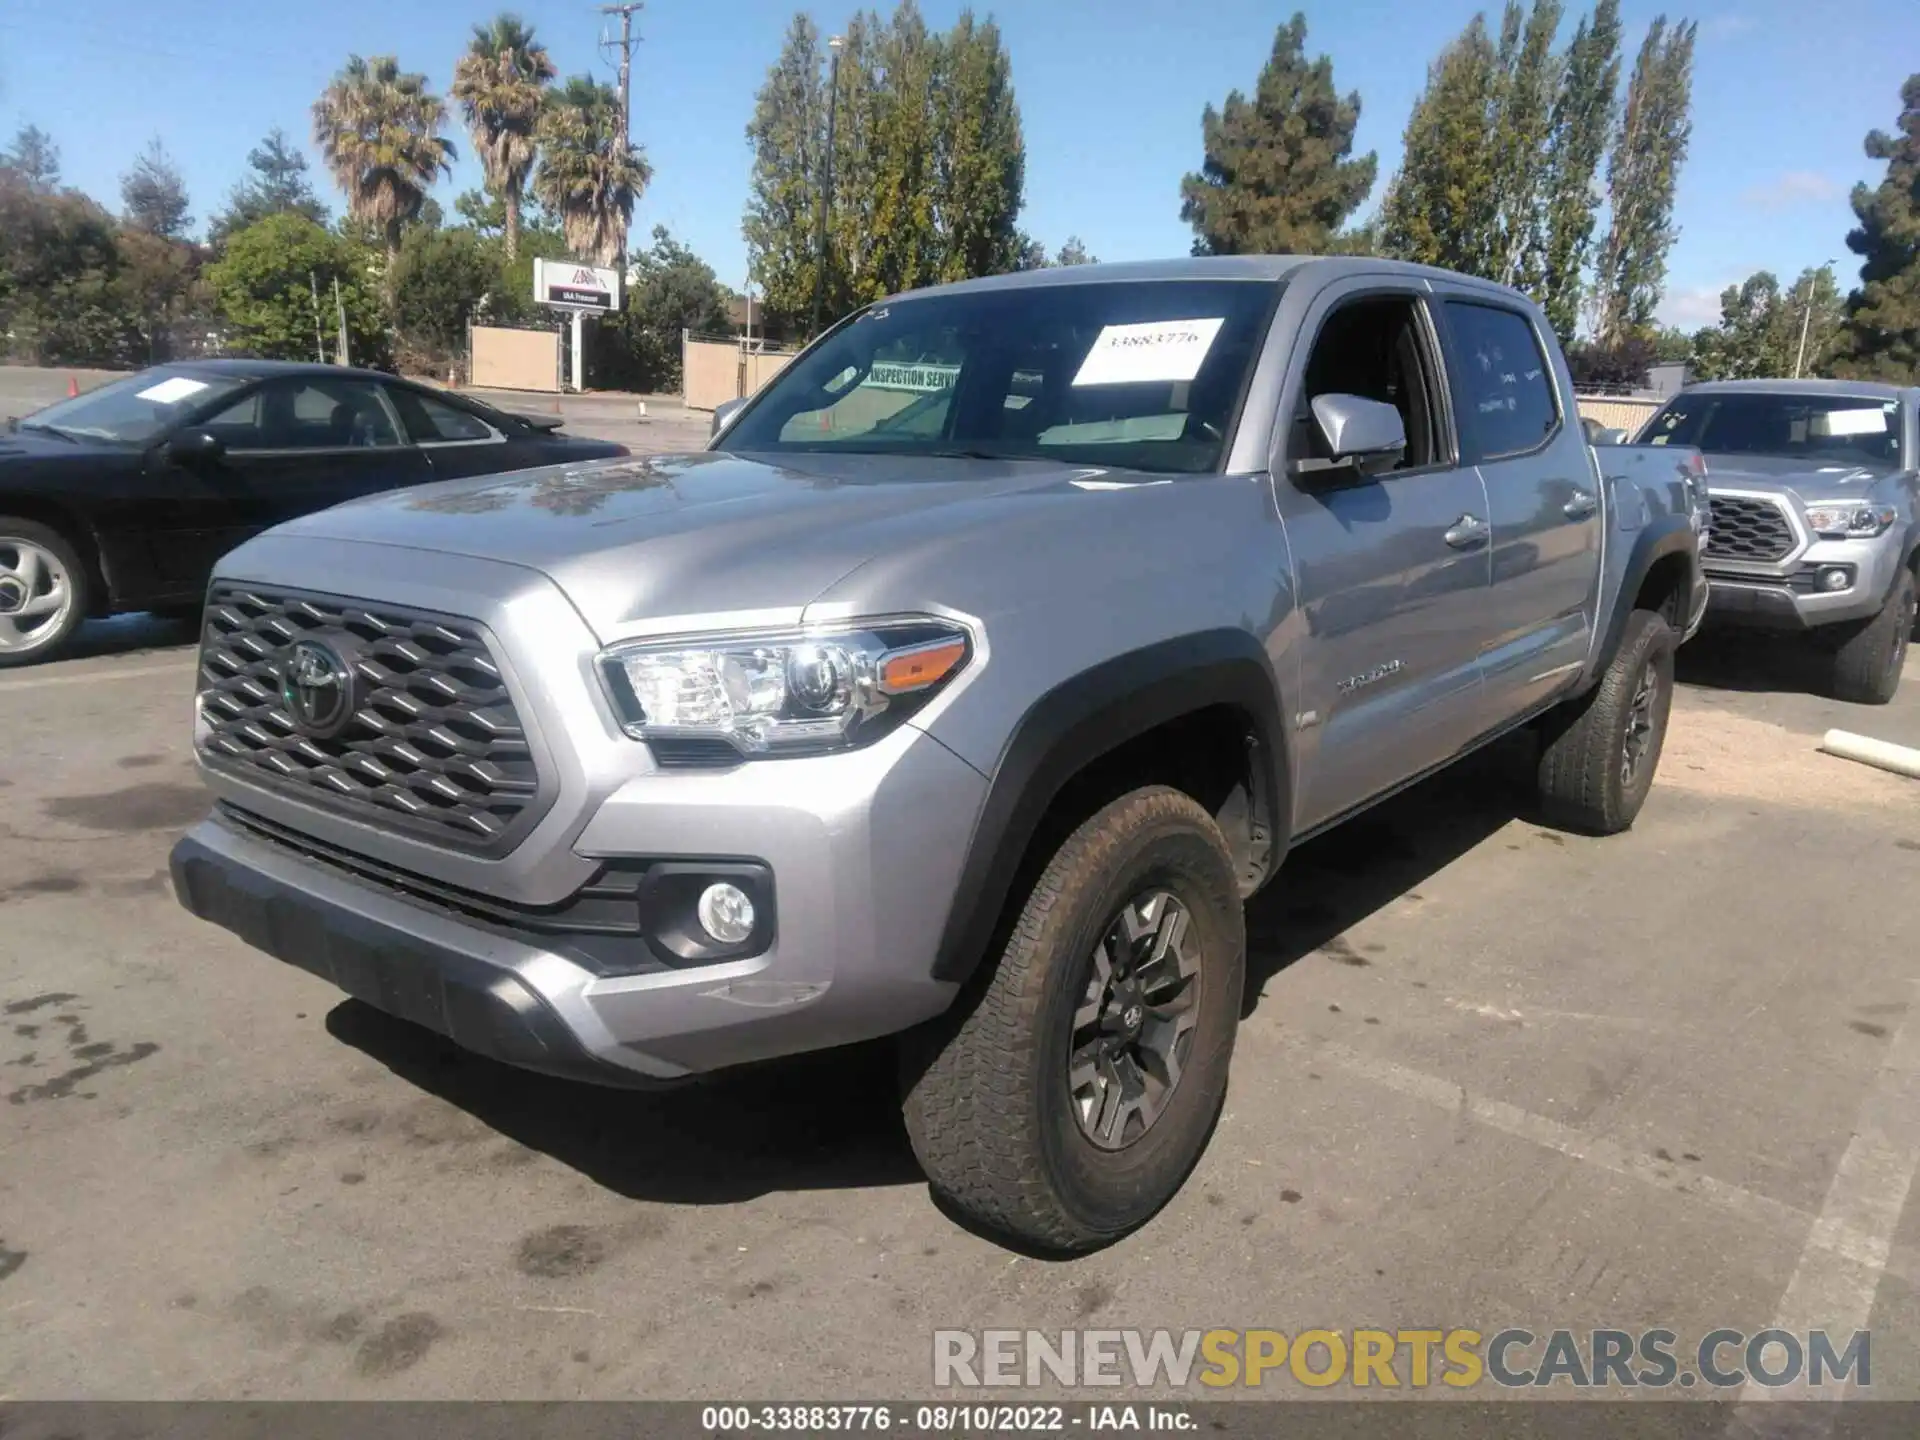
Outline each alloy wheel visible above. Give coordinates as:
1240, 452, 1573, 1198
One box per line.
1067, 889, 1202, 1151
0, 538, 74, 657
1620, 660, 1662, 791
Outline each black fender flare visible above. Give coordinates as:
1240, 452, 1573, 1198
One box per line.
1592, 515, 1699, 678
929, 629, 1291, 985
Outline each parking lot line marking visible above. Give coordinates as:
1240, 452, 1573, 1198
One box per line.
1320, 1042, 1888, 1272
0, 661, 194, 693
1729, 980, 1920, 1427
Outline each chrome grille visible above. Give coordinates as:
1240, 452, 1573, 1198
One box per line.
197, 586, 544, 853
1705, 495, 1797, 563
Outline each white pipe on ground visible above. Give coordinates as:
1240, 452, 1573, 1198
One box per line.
1819, 729, 1920, 781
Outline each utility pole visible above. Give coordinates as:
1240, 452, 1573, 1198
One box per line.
810, 34, 845, 339
599, 2, 644, 266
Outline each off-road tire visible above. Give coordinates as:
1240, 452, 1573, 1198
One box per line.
0, 517, 89, 668
1828, 567, 1914, 706
1536, 608, 1676, 835
900, 785, 1245, 1254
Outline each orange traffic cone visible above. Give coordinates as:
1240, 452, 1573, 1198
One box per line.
66, 375, 78, 398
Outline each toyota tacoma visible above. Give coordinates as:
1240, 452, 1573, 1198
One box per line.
1636, 378, 1919, 703
172, 257, 1708, 1252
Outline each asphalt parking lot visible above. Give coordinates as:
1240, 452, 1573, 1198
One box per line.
6, 365, 1920, 1406
1, 611, 1917, 1404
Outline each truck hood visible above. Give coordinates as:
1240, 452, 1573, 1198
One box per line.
262, 449, 1160, 639
1701, 452, 1901, 498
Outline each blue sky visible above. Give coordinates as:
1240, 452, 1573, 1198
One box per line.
0, 0, 1908, 329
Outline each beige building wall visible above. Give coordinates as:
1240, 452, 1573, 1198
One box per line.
683, 339, 743, 411
469, 326, 560, 393
1576, 395, 1663, 436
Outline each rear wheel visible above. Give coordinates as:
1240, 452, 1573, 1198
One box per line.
1536, 608, 1676, 834
1828, 568, 1914, 706
0, 519, 88, 668
901, 786, 1244, 1253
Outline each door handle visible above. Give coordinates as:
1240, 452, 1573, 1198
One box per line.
1564, 489, 1599, 519
1443, 514, 1491, 549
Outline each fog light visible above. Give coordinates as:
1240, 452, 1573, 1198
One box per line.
1822, 567, 1852, 592
696, 882, 755, 944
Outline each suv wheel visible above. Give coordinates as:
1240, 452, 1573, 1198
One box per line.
0, 520, 88, 668
1828, 567, 1914, 706
901, 785, 1244, 1253
1536, 608, 1676, 835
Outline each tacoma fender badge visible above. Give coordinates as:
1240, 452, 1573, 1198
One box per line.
1337, 659, 1405, 695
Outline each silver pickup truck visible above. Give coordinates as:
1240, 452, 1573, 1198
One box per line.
171, 257, 1707, 1252
1635, 379, 1919, 703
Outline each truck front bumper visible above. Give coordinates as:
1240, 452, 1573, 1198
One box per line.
172, 720, 987, 1084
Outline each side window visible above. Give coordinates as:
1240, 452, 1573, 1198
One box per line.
1294, 295, 1444, 472
396, 390, 501, 444
1442, 301, 1559, 461
205, 379, 403, 451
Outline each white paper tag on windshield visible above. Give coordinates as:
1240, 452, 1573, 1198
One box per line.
1072, 318, 1225, 387
134, 376, 210, 405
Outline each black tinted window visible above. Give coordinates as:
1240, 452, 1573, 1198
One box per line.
1444, 301, 1558, 460
1641, 393, 1902, 469
396, 391, 499, 443
717, 279, 1281, 475
205, 379, 402, 450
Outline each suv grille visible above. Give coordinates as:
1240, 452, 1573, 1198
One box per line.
1706, 495, 1797, 563
198, 587, 544, 853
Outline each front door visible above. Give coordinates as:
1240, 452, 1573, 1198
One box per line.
1437, 296, 1601, 722
1272, 288, 1493, 831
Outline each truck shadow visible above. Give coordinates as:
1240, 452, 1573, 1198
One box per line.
1673, 630, 1835, 697
325, 1000, 923, 1202
59, 612, 199, 663
1241, 734, 1535, 1013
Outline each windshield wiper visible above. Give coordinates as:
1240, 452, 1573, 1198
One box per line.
920, 446, 1008, 461
17, 422, 80, 443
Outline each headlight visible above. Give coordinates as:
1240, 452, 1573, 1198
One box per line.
1803, 501, 1897, 539
598, 617, 973, 760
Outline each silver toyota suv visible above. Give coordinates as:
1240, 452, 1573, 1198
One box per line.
1638, 379, 1919, 702
173, 258, 1707, 1251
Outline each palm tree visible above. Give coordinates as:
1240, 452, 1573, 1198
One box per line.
533, 76, 652, 267
450, 14, 555, 262
312, 55, 457, 275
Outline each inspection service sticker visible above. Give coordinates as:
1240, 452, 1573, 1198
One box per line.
134, 376, 211, 405
1072, 317, 1225, 387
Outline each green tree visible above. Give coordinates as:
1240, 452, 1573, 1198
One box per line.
209, 130, 330, 247
1592, 17, 1697, 344
391, 225, 500, 363
312, 55, 457, 275
1691, 266, 1846, 381
203, 212, 387, 363
1379, 18, 1500, 272
1486, 0, 1563, 288
451, 13, 555, 263
1179, 13, 1375, 257
743, 14, 827, 334
1054, 236, 1096, 266
1539, 0, 1620, 338
1839, 75, 1920, 381
0, 173, 130, 364
115, 228, 204, 364
533, 75, 651, 266
594, 224, 734, 391
120, 138, 192, 239
932, 11, 1025, 282
1, 124, 61, 193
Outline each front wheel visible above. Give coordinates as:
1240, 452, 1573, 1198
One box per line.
1536, 608, 1676, 835
0, 519, 89, 668
900, 786, 1245, 1253
1827, 568, 1914, 706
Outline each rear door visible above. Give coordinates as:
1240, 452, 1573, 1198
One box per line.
1437, 296, 1601, 722
1272, 281, 1494, 831
387, 385, 546, 481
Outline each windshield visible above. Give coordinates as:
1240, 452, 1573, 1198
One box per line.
717, 279, 1282, 475
1639, 392, 1904, 471
19, 369, 247, 445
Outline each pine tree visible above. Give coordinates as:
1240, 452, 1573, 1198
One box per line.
1, 125, 61, 193
1840, 75, 1920, 381
1539, 0, 1621, 339
1486, 0, 1564, 289
120, 138, 193, 239
1592, 17, 1696, 344
743, 14, 827, 332
209, 130, 330, 247
863, 2, 940, 300
1179, 13, 1375, 256
1379, 18, 1500, 273
933, 12, 1025, 283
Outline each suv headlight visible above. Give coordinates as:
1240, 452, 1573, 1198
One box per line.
598, 617, 973, 760
1803, 501, 1897, 539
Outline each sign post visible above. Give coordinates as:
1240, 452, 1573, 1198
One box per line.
533, 258, 625, 392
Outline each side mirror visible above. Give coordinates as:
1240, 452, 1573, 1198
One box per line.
1601, 428, 1629, 446
1581, 416, 1606, 445
1306, 393, 1406, 478
710, 397, 748, 440
168, 429, 225, 466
